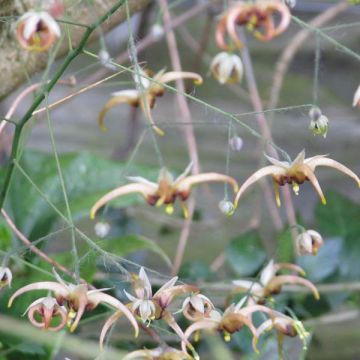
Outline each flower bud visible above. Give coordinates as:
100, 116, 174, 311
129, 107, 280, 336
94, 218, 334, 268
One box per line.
353, 85, 360, 108
296, 230, 323, 256
150, 24, 165, 40
16, 11, 61, 52
0, 267, 12, 289
210, 52, 243, 85
284, 0, 296, 8
94, 221, 111, 238
219, 200, 235, 216
309, 107, 328, 138
182, 294, 214, 321
98, 50, 117, 71
229, 135, 243, 151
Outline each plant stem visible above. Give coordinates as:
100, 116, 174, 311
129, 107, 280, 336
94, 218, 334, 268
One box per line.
0, 0, 127, 208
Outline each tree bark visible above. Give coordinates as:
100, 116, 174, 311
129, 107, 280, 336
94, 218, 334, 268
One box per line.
0, 0, 150, 100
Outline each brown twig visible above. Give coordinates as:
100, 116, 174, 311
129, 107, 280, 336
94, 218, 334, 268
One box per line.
1, 208, 91, 287
268, 0, 349, 110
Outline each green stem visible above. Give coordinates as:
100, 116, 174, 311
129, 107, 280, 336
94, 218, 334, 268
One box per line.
0, 0, 126, 208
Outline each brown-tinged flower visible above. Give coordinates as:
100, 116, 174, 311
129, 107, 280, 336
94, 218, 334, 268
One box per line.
296, 230, 323, 256
98, 68, 203, 136
8, 272, 138, 335
210, 52, 243, 84
353, 85, 360, 108
90, 163, 238, 219
100, 267, 198, 349
16, 11, 61, 52
215, 0, 291, 50
123, 346, 192, 360
181, 293, 215, 321
181, 299, 276, 353
0, 267, 12, 289
232, 260, 320, 302
24, 296, 67, 331
234, 150, 360, 208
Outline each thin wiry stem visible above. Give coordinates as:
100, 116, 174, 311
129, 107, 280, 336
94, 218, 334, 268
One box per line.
0, 0, 128, 208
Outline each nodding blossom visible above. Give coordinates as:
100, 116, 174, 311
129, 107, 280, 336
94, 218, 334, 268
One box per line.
99, 267, 198, 349
296, 229, 324, 256
210, 52, 244, 84
215, 0, 291, 50
98, 68, 203, 136
16, 11, 61, 52
8, 271, 138, 336
232, 260, 320, 303
309, 107, 329, 138
0, 267, 12, 289
90, 163, 238, 219
233, 150, 360, 208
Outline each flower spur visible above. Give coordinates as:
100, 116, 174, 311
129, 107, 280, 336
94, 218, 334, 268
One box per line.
233, 150, 360, 208
215, 0, 291, 50
90, 163, 239, 219
8, 271, 138, 335
98, 68, 203, 136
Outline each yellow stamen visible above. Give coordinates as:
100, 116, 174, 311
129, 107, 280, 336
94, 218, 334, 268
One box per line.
224, 332, 231, 342
194, 330, 200, 343
165, 204, 174, 215
292, 183, 300, 195
181, 203, 189, 219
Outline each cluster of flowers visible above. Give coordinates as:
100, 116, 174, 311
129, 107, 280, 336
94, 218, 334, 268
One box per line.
3, 263, 319, 359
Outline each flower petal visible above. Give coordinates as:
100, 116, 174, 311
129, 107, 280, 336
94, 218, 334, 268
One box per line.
157, 71, 203, 86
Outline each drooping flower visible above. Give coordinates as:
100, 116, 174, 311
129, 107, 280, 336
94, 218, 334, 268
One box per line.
296, 229, 323, 256
24, 296, 68, 331
123, 346, 192, 360
16, 11, 61, 52
98, 68, 203, 136
90, 164, 238, 219
309, 107, 329, 138
232, 260, 320, 303
352, 85, 360, 108
233, 150, 360, 208
215, 0, 291, 50
181, 299, 277, 353
8, 272, 138, 336
0, 267, 12, 289
181, 293, 215, 321
100, 267, 198, 349
210, 52, 243, 84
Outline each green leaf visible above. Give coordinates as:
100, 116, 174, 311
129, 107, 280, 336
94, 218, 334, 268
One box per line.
100, 234, 171, 267
276, 227, 295, 263
315, 191, 360, 280
179, 261, 216, 282
226, 231, 266, 276
0, 218, 12, 250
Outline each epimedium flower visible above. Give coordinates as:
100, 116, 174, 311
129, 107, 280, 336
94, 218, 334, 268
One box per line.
233, 150, 360, 208
232, 260, 320, 303
296, 229, 323, 256
181, 293, 215, 321
24, 296, 68, 331
90, 163, 239, 219
309, 107, 329, 138
100, 267, 198, 349
181, 299, 278, 353
352, 85, 360, 108
0, 267, 12, 289
98, 68, 203, 136
123, 346, 192, 360
215, 0, 291, 50
8, 271, 139, 336
210, 52, 243, 84
16, 11, 61, 52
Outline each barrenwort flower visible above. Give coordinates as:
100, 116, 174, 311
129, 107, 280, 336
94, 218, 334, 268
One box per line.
309, 107, 329, 138
0, 267, 12, 289
181, 293, 215, 321
90, 163, 238, 219
98, 68, 203, 136
210, 52, 244, 84
233, 150, 360, 208
16, 11, 61, 52
296, 229, 324, 256
216, 0, 291, 50
232, 260, 320, 303
352, 85, 360, 107
8, 272, 138, 335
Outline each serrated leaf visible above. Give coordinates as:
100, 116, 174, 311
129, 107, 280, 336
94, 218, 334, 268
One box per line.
226, 231, 266, 276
